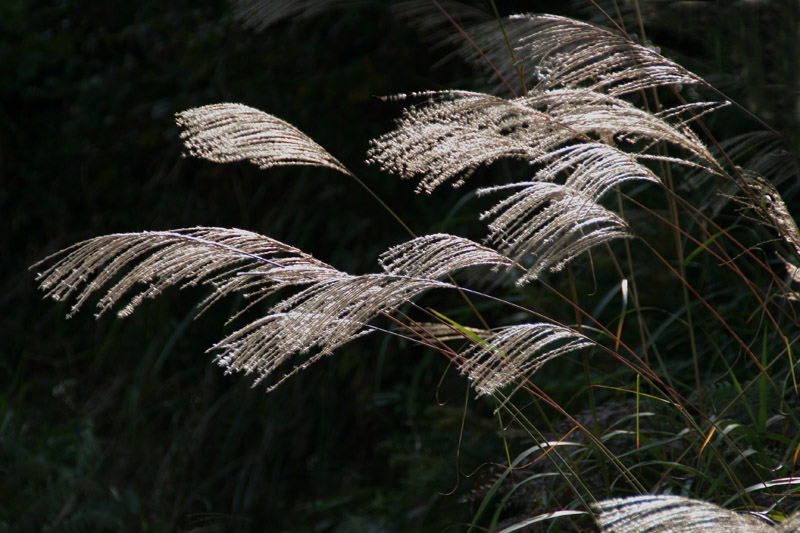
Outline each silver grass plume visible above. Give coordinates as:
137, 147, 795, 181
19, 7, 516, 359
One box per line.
31, 227, 338, 320
368, 88, 714, 281
378, 235, 595, 395
456, 324, 593, 396
479, 143, 660, 283
31, 226, 458, 390
525, 143, 661, 198
211, 231, 542, 390
212, 274, 454, 391
176, 103, 350, 175
481, 184, 629, 284
367, 89, 716, 194
593, 494, 800, 533
378, 233, 516, 279
512, 14, 706, 95
34, 227, 566, 393
737, 173, 800, 257
367, 90, 559, 194
445, 14, 707, 97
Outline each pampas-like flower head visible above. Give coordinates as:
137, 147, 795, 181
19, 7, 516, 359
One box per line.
176, 103, 350, 175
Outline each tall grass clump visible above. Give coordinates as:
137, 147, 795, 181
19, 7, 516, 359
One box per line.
31, 1, 800, 530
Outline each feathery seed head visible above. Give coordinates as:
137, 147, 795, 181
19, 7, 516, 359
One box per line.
176, 103, 350, 175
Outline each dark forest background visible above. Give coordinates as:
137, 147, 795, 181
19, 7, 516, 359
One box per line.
2, 1, 798, 531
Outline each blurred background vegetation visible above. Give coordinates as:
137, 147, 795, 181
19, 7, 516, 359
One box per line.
2, 0, 798, 531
